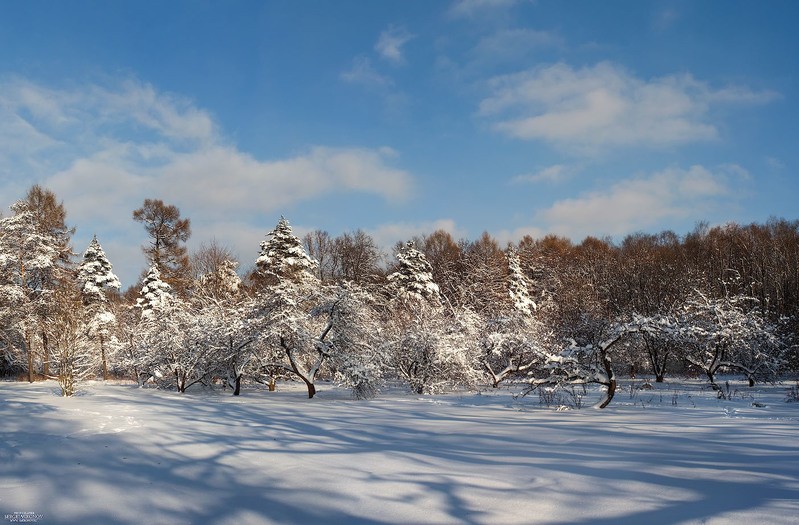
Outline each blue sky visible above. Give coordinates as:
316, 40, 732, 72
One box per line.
1, 0, 796, 287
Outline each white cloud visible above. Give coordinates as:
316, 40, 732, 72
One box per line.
532, 165, 746, 240
479, 62, 778, 151
654, 8, 681, 32
368, 219, 468, 251
471, 28, 562, 65
375, 25, 415, 64
511, 164, 572, 184
340, 56, 393, 88
0, 76, 414, 286
448, 0, 521, 18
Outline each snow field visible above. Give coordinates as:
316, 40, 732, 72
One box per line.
1, 380, 798, 524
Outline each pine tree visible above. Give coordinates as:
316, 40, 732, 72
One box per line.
0, 200, 61, 381
256, 217, 319, 283
77, 236, 122, 304
132, 199, 191, 292
77, 236, 122, 380
507, 247, 536, 316
387, 241, 441, 305
136, 265, 173, 319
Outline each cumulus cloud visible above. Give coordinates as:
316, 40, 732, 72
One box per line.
479, 62, 778, 151
0, 76, 414, 286
532, 165, 747, 239
368, 219, 468, 251
375, 25, 415, 64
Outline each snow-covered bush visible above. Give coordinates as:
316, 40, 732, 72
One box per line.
385, 303, 482, 395
480, 313, 550, 388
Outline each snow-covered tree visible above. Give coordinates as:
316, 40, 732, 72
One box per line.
133, 198, 192, 292
675, 289, 784, 391
506, 247, 536, 316
49, 287, 97, 396
251, 281, 381, 398
133, 298, 221, 393
387, 241, 441, 306
480, 313, 550, 388
77, 236, 121, 304
77, 236, 122, 380
136, 265, 173, 319
0, 200, 61, 381
256, 217, 319, 284
529, 316, 648, 408
197, 259, 241, 300
385, 304, 482, 395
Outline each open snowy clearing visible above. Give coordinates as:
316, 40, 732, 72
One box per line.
1, 380, 798, 525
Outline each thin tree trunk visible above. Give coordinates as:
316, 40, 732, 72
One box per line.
233, 375, 241, 396
42, 331, 49, 377
100, 334, 108, 381
25, 333, 33, 383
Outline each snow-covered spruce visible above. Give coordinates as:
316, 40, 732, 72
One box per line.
0, 201, 62, 381
506, 246, 536, 316
136, 265, 173, 319
256, 217, 319, 283
77, 235, 121, 304
77, 236, 123, 381
387, 241, 441, 305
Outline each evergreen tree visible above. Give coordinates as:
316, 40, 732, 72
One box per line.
77, 236, 122, 304
0, 200, 62, 381
387, 241, 441, 305
507, 247, 536, 316
198, 259, 242, 300
133, 199, 191, 292
77, 236, 122, 380
256, 217, 319, 283
136, 265, 173, 319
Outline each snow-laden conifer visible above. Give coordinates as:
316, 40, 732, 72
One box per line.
387, 241, 441, 305
77, 236, 121, 304
506, 247, 536, 316
256, 217, 318, 283
198, 259, 242, 300
136, 265, 173, 318
77, 236, 122, 380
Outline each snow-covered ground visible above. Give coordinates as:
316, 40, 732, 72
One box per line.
1, 379, 798, 525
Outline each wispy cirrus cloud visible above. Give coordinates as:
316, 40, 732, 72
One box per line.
339, 56, 394, 88
375, 25, 415, 64
448, 0, 522, 18
479, 62, 779, 152
511, 164, 574, 184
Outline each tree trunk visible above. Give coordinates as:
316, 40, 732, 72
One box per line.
26, 334, 33, 383
42, 331, 49, 377
707, 370, 720, 391
233, 375, 241, 396
268, 377, 276, 391
596, 378, 617, 409
655, 375, 664, 383
304, 379, 316, 399
595, 342, 618, 409
100, 335, 108, 381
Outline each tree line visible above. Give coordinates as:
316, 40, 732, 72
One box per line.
1, 185, 797, 406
